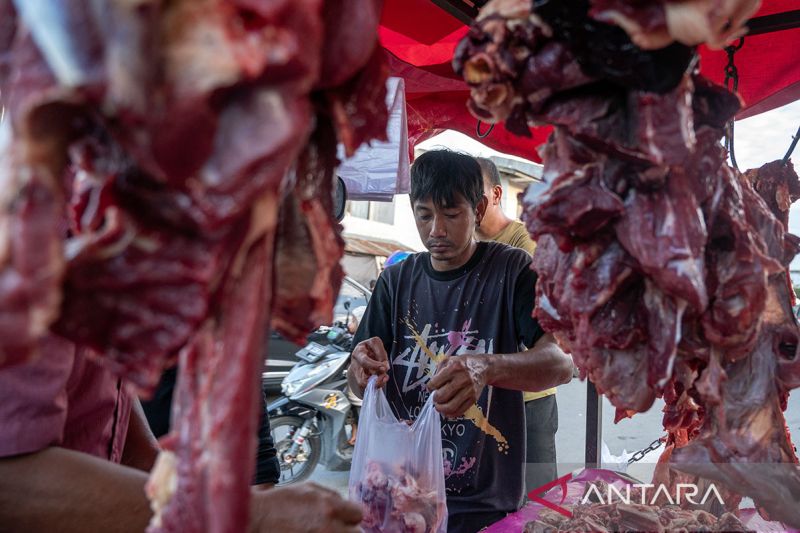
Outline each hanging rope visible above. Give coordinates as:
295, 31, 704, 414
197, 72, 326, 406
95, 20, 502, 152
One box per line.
723, 37, 745, 171
476, 120, 495, 138
783, 124, 800, 165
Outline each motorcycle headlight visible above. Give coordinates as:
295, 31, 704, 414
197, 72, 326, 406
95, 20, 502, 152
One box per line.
282, 355, 348, 397
282, 378, 310, 397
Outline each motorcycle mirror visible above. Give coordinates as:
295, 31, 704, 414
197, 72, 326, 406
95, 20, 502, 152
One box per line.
344, 300, 351, 310
333, 177, 347, 222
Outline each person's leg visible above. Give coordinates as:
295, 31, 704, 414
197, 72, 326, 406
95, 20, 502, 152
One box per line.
254, 390, 280, 486
524, 395, 558, 494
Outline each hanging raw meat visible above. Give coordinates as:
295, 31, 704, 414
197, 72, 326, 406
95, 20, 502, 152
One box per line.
0, 1, 388, 532
665, 161, 800, 525
588, 0, 761, 50
455, 0, 800, 526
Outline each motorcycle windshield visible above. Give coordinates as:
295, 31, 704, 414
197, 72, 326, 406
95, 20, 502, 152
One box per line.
283, 354, 349, 397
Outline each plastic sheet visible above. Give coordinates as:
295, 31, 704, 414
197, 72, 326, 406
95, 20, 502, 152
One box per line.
338, 77, 410, 201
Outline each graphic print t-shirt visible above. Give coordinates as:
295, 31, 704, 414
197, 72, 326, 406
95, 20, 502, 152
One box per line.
353, 241, 544, 519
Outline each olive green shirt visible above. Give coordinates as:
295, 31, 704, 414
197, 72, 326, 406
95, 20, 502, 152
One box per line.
490, 220, 537, 255
487, 220, 556, 402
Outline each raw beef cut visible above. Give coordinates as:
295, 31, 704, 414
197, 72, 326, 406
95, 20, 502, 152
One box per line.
744, 160, 800, 230
0, 1, 388, 531
356, 461, 446, 533
525, 501, 751, 533
0, 121, 64, 368
669, 161, 800, 526
272, 116, 345, 343
588, 0, 761, 50
147, 225, 276, 532
318, 0, 383, 89
456, 0, 800, 525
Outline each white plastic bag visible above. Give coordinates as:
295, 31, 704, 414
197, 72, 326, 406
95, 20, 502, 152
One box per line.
349, 377, 448, 533
601, 440, 634, 473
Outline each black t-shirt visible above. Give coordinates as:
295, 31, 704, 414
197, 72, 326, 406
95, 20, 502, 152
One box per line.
353, 241, 544, 523
142, 368, 280, 485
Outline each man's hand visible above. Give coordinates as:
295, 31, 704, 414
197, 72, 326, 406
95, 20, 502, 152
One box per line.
250, 482, 362, 533
427, 355, 489, 418
350, 337, 390, 390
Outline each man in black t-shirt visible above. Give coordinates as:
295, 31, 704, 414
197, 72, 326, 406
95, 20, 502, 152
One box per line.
348, 150, 573, 533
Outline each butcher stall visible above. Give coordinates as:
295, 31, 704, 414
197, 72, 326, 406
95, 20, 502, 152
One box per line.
0, 0, 799, 532
388, 1, 800, 531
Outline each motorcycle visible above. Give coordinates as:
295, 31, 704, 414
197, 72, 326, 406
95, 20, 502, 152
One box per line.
262, 276, 370, 395
266, 313, 360, 485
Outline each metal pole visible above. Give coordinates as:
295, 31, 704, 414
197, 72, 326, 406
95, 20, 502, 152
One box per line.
746, 10, 800, 36
430, 1, 800, 36
429, 0, 478, 24
585, 380, 602, 468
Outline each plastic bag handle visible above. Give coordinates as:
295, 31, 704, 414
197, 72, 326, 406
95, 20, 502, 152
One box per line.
363, 376, 398, 424
363, 376, 438, 432
412, 389, 438, 431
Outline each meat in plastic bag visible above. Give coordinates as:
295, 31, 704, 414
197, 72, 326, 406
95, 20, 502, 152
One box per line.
349, 376, 448, 533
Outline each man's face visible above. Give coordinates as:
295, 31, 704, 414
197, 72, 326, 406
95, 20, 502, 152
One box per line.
413, 194, 486, 263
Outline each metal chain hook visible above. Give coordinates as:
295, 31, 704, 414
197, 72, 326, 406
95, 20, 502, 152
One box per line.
724, 37, 745, 171
628, 437, 665, 464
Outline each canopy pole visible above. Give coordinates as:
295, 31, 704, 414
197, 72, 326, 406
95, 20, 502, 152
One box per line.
429, 0, 477, 24
746, 10, 800, 36
432, 1, 800, 37
585, 381, 602, 468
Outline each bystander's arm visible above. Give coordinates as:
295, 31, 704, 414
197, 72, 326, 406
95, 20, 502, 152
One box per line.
122, 398, 161, 472
0, 447, 153, 533
483, 334, 573, 392
0, 447, 362, 533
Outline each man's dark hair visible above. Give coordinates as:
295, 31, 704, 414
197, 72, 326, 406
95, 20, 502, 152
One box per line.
410, 150, 484, 209
476, 157, 501, 187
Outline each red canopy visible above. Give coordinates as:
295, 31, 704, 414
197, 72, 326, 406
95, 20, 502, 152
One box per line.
380, 0, 800, 162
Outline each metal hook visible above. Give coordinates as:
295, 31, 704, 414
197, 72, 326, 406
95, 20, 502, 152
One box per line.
729, 36, 746, 52
726, 122, 740, 172
723, 37, 744, 91
476, 120, 495, 139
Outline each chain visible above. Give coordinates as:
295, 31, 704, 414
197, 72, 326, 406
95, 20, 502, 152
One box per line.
723, 38, 744, 172
723, 38, 744, 92
628, 437, 665, 464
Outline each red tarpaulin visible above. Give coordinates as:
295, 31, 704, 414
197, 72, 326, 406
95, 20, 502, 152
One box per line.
380, 0, 800, 162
